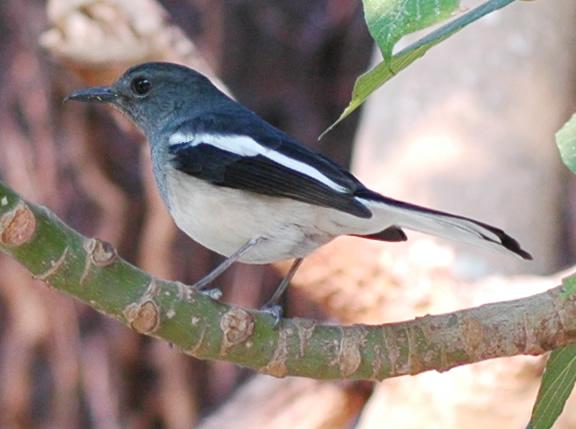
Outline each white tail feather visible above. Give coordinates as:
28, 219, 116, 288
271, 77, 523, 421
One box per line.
359, 198, 531, 260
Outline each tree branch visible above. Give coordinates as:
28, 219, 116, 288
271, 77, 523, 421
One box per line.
0, 180, 575, 381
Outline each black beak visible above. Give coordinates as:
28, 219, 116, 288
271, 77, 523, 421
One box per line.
64, 86, 118, 104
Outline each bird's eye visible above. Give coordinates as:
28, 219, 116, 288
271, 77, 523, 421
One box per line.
130, 77, 152, 96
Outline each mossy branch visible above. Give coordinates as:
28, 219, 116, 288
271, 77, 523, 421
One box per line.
0, 180, 575, 381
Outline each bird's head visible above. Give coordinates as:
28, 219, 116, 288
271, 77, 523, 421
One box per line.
65, 62, 225, 136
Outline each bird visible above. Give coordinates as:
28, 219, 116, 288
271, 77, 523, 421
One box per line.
66, 61, 531, 322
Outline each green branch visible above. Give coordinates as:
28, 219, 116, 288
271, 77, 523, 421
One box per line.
0, 180, 575, 381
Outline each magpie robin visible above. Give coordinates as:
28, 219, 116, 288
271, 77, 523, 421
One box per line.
66, 62, 531, 320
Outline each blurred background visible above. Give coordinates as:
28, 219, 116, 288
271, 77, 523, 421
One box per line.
0, 0, 575, 428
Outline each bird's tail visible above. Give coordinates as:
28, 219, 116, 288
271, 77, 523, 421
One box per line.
357, 194, 532, 260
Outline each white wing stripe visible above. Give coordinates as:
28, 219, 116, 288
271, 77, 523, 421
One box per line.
169, 132, 347, 193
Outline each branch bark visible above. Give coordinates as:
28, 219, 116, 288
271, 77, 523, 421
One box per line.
1, 180, 575, 381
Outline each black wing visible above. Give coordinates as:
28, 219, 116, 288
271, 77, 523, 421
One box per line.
168, 112, 372, 218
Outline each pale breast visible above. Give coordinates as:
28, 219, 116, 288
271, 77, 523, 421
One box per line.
165, 170, 336, 263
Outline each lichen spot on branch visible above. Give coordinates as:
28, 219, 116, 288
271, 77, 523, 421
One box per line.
85, 238, 117, 267
219, 308, 255, 355
124, 300, 160, 333
0, 202, 36, 247
260, 326, 291, 378
336, 326, 367, 377
293, 318, 316, 358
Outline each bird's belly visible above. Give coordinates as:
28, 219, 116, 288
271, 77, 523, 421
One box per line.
166, 171, 335, 263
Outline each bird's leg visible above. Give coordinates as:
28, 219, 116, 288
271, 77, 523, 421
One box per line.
193, 237, 263, 297
261, 258, 304, 325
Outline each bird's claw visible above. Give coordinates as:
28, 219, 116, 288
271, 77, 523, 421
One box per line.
260, 304, 284, 328
197, 287, 223, 300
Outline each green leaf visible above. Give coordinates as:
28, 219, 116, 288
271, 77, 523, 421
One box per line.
363, 0, 459, 64
560, 274, 576, 300
556, 113, 576, 175
321, 0, 518, 138
528, 344, 576, 429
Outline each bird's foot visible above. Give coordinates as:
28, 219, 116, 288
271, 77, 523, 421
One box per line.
191, 278, 223, 300
198, 287, 223, 300
260, 304, 284, 328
